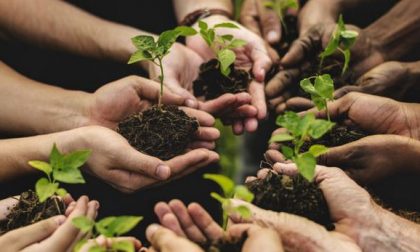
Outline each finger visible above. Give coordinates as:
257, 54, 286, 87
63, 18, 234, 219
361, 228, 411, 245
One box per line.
265, 149, 286, 164
222, 104, 257, 120
188, 203, 224, 241
257, 0, 281, 44
62, 194, 75, 206
229, 224, 283, 252
181, 107, 215, 127
275, 102, 287, 114
198, 93, 238, 116
317, 143, 356, 167
245, 176, 257, 183
161, 213, 187, 238
265, 69, 300, 98
194, 127, 220, 142
121, 149, 171, 180
250, 43, 273, 82
240, 0, 262, 36
272, 162, 299, 176
168, 200, 207, 242
165, 149, 213, 175
233, 120, 245, 135
257, 168, 271, 179
249, 80, 267, 120
4, 215, 65, 250
244, 117, 259, 132
305, 92, 356, 120
281, 34, 316, 67
146, 224, 203, 252
268, 92, 292, 109
188, 141, 216, 150
0, 197, 19, 219
334, 85, 362, 99
162, 75, 198, 108
285, 97, 314, 111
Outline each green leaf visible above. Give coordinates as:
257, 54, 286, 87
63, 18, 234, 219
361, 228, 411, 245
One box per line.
281, 146, 294, 160
228, 39, 247, 49
111, 240, 134, 252
210, 192, 227, 205
35, 178, 58, 202
269, 133, 294, 143
88, 245, 106, 252
264, 1, 274, 8
50, 143, 63, 170
217, 49, 236, 77
53, 149, 90, 184
234, 185, 254, 202
276, 111, 300, 132
203, 174, 235, 197
74, 239, 88, 252
221, 34, 234, 41
95, 217, 117, 237
72, 216, 95, 233
107, 216, 143, 236
198, 20, 208, 31
214, 22, 240, 29
233, 205, 252, 219
342, 49, 351, 74
53, 166, 85, 184
128, 50, 153, 64
28, 161, 52, 177
295, 153, 316, 181
312, 96, 326, 111
56, 188, 67, 197
308, 145, 329, 157
299, 78, 318, 96
308, 119, 335, 139
174, 26, 198, 36
281, 0, 299, 10
157, 29, 180, 54
63, 150, 91, 170
296, 113, 315, 137
131, 35, 156, 50
314, 74, 334, 100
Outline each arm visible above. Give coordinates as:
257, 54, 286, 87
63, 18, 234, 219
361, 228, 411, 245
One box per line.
172, 0, 233, 23
0, 0, 150, 65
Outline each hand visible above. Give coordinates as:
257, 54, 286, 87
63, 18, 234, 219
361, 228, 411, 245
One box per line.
146, 224, 204, 252
154, 200, 223, 243
239, 0, 281, 44
227, 224, 284, 252
308, 92, 420, 140
79, 236, 142, 252
61, 126, 219, 193
187, 15, 273, 123
0, 196, 98, 252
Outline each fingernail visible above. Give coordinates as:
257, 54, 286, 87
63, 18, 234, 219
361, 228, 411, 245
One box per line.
186, 99, 197, 108
156, 165, 170, 179
267, 31, 279, 43
55, 215, 66, 225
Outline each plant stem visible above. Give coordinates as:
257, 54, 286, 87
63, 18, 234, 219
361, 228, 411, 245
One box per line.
53, 197, 62, 215
325, 101, 331, 122
157, 57, 164, 107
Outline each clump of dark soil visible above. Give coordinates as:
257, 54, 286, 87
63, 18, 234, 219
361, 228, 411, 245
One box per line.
246, 171, 334, 230
117, 105, 198, 160
276, 15, 299, 56
199, 233, 247, 252
0, 190, 65, 234
193, 59, 251, 100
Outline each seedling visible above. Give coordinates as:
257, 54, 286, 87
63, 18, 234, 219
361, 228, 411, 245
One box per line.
269, 112, 334, 181
300, 74, 334, 121
197, 21, 247, 77
234, 0, 245, 21
28, 144, 91, 213
264, 0, 299, 29
128, 26, 197, 106
72, 215, 143, 252
203, 174, 254, 229
319, 14, 359, 74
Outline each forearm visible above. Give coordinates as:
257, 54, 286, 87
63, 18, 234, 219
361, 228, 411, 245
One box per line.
359, 204, 420, 251
0, 61, 91, 135
0, 0, 151, 64
0, 129, 78, 182
363, 0, 420, 61
172, 0, 233, 23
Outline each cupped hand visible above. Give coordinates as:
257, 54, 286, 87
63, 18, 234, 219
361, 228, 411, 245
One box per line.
79, 236, 142, 252
154, 200, 223, 243
146, 224, 204, 252
187, 15, 273, 123
227, 224, 284, 252
0, 195, 99, 252
62, 126, 219, 193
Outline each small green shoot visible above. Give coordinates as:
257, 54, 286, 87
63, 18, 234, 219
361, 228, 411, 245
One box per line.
128, 26, 197, 106
264, 0, 299, 28
72, 215, 143, 252
300, 74, 334, 121
203, 174, 254, 229
29, 144, 91, 211
269, 112, 334, 181
319, 14, 359, 74
197, 21, 247, 77
234, 0, 245, 21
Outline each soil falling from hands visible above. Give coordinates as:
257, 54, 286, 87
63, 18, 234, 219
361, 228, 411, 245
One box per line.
117, 105, 198, 160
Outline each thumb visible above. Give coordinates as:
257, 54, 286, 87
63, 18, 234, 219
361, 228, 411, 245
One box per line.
257, 1, 281, 44
4, 215, 65, 250
147, 224, 203, 252
281, 33, 315, 67
318, 144, 353, 167
334, 85, 363, 99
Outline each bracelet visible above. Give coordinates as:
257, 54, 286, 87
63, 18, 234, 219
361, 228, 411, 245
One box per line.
180, 8, 233, 26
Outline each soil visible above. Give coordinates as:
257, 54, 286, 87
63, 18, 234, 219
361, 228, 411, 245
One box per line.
193, 59, 251, 100
372, 195, 420, 224
0, 190, 65, 234
117, 105, 198, 160
276, 15, 299, 56
246, 171, 334, 230
199, 233, 247, 252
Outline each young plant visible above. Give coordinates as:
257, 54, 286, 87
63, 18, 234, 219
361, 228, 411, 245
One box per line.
264, 0, 299, 28
28, 144, 91, 212
197, 21, 247, 77
300, 74, 334, 122
269, 111, 335, 181
319, 14, 359, 74
72, 215, 143, 252
128, 26, 197, 106
203, 174, 254, 229
234, 0, 245, 21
